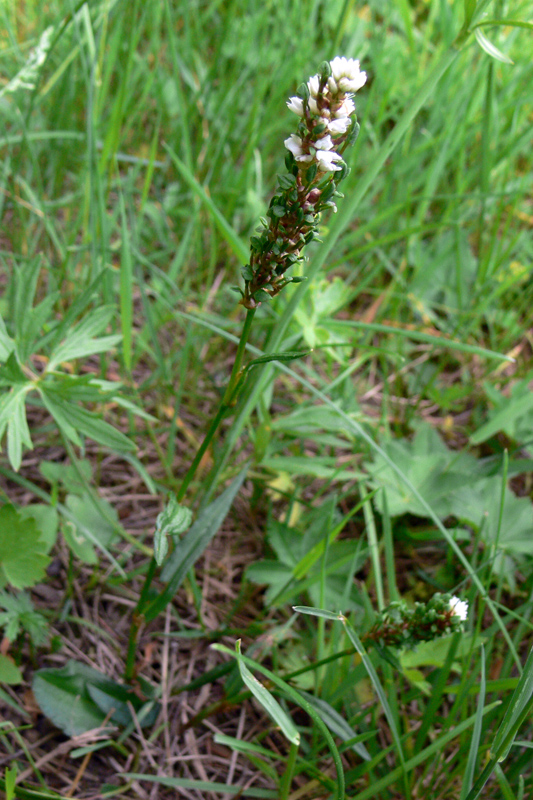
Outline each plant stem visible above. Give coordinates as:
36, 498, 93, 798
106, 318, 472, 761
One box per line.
123, 307, 256, 683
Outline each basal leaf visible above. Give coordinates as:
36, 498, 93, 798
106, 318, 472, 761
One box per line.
33, 660, 159, 737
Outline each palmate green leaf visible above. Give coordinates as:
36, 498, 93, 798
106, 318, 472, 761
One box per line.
0, 505, 50, 589
0, 590, 48, 645
39, 389, 136, 452
234, 640, 300, 746
46, 305, 121, 372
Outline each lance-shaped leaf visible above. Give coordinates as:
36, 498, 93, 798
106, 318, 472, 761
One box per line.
234, 640, 300, 746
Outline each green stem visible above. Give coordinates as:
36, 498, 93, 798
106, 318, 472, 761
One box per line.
176, 307, 256, 504
279, 741, 299, 800
123, 307, 256, 682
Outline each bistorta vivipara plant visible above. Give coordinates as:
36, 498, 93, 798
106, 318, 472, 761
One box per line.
240, 56, 366, 309
124, 57, 367, 681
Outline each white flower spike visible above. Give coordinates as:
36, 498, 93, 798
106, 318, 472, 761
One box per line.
449, 596, 468, 621
242, 56, 365, 308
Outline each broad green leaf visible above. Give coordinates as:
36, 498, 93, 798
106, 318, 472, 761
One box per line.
474, 28, 513, 64
40, 459, 92, 494
146, 468, 248, 620
33, 660, 159, 737
153, 495, 192, 565
62, 492, 118, 565
235, 641, 300, 745
0, 654, 22, 685
0, 505, 50, 589
19, 505, 58, 553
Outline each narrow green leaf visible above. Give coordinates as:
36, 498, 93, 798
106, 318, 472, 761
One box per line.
243, 350, 312, 373
119, 193, 133, 371
7, 391, 33, 472
474, 18, 533, 32
490, 647, 533, 762
293, 606, 344, 622
352, 702, 500, 800
0, 313, 15, 362
460, 647, 487, 799
40, 390, 136, 452
123, 775, 277, 798
474, 28, 514, 64
235, 641, 300, 745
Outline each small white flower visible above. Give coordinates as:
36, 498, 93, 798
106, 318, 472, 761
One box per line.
287, 96, 304, 116
307, 74, 320, 97
284, 134, 313, 162
330, 56, 367, 93
328, 116, 351, 134
449, 596, 468, 621
333, 96, 355, 118
308, 97, 319, 115
316, 150, 343, 171
327, 76, 338, 94
314, 134, 333, 150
